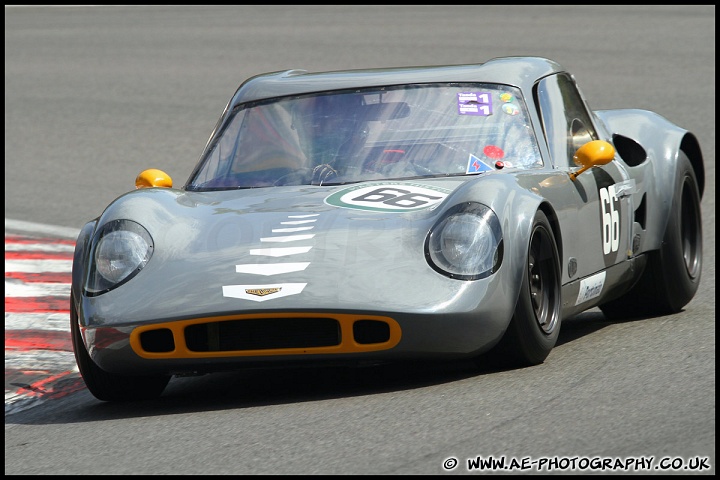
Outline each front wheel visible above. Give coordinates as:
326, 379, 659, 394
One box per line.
484, 210, 562, 367
71, 294, 170, 402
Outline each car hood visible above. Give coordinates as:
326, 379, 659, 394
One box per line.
87, 177, 505, 324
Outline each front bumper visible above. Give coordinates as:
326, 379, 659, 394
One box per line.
81, 307, 511, 376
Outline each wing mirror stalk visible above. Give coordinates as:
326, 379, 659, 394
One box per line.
569, 140, 616, 180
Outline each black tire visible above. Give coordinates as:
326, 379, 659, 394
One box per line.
485, 210, 562, 367
600, 152, 702, 320
71, 294, 171, 402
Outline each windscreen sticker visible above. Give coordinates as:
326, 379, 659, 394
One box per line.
457, 92, 493, 116
575, 271, 606, 305
325, 182, 450, 212
502, 103, 520, 116
483, 145, 505, 159
466, 154, 493, 174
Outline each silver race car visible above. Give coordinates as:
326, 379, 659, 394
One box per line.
70, 57, 705, 401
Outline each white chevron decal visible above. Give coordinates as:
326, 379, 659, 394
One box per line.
235, 262, 310, 275
249, 246, 312, 257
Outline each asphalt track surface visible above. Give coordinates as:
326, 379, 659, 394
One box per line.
5, 5, 715, 475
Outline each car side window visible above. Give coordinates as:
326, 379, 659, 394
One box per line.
536, 73, 598, 168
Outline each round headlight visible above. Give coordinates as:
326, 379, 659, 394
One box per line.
95, 230, 151, 283
426, 203, 503, 280
85, 220, 154, 295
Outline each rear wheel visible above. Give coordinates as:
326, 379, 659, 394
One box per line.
600, 152, 702, 319
71, 294, 170, 402
485, 210, 562, 367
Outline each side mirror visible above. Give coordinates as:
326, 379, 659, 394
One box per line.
136, 169, 173, 189
569, 140, 615, 181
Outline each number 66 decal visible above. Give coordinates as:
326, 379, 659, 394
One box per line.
325, 183, 450, 212
599, 185, 620, 255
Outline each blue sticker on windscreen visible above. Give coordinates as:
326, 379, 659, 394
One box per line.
466, 154, 493, 174
457, 92, 493, 116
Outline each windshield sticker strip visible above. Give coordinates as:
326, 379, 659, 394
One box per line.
457, 92, 493, 116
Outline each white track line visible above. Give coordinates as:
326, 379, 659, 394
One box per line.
5, 313, 71, 331
5, 281, 71, 297
5, 259, 73, 272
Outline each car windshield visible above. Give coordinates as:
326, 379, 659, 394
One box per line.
185, 83, 542, 190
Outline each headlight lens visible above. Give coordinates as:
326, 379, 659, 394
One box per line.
426, 203, 503, 280
85, 220, 154, 296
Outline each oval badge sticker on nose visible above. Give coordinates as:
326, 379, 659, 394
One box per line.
324, 182, 450, 212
